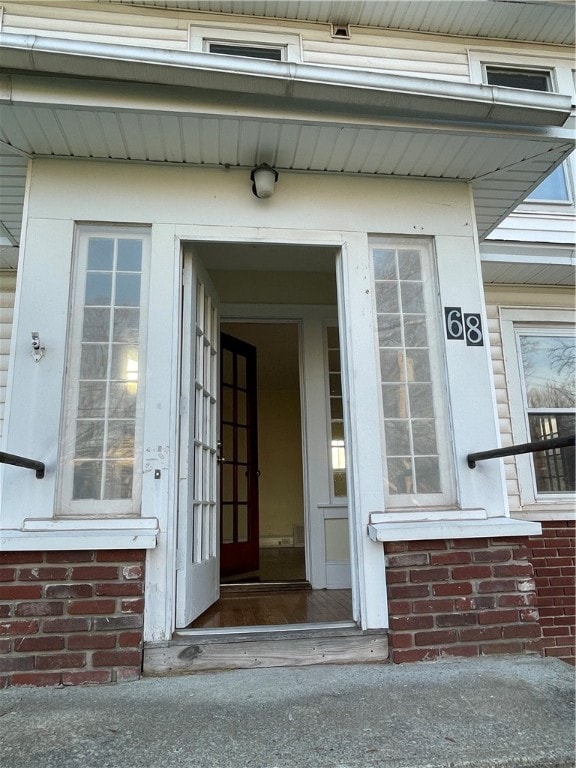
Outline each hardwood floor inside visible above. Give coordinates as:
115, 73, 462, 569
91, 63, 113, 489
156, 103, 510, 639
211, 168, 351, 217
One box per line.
188, 587, 353, 629
187, 547, 352, 630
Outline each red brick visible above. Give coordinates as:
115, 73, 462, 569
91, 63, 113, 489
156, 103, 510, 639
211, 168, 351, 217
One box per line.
92, 615, 142, 631
455, 596, 495, 611
95, 582, 143, 597
481, 642, 523, 655
45, 552, 95, 563
436, 613, 477, 628
544, 539, 568, 549
415, 630, 457, 646
534, 567, 562, 578
460, 626, 502, 642
43, 617, 90, 633
119, 631, 142, 648
122, 565, 144, 580
18, 568, 68, 581
0, 552, 43, 565
14, 636, 65, 652
385, 542, 408, 554
97, 550, 145, 563
0, 656, 35, 672
10, 672, 62, 687
478, 579, 517, 594
392, 648, 438, 664
35, 653, 86, 670
502, 624, 542, 639
62, 670, 113, 685
430, 552, 472, 566
478, 610, 519, 625
550, 577, 574, 587
440, 645, 479, 658
472, 549, 512, 563
451, 538, 490, 549
0, 605, 12, 618
45, 584, 93, 599
15, 601, 64, 617
542, 625, 571, 637
0, 620, 38, 635
451, 565, 492, 580
71, 566, 119, 581
519, 608, 539, 622
432, 582, 472, 596
410, 568, 450, 583
68, 634, 117, 650
412, 599, 454, 614
0, 638, 12, 653
0, 568, 15, 581
389, 632, 413, 649
68, 599, 116, 615
388, 584, 430, 600
387, 553, 430, 568
386, 570, 407, 584
545, 648, 576, 661
404, 540, 448, 552
116, 667, 142, 682
92, 649, 141, 667
498, 594, 536, 607
390, 615, 434, 631
0, 585, 42, 600
121, 598, 144, 614
388, 600, 411, 615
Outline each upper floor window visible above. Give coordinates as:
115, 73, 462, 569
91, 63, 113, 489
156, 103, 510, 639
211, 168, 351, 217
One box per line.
58, 227, 150, 516
485, 66, 570, 202
208, 42, 283, 61
190, 24, 301, 63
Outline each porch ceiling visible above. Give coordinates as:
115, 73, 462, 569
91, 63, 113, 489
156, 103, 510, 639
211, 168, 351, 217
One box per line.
0, 40, 573, 253
99, 1, 576, 46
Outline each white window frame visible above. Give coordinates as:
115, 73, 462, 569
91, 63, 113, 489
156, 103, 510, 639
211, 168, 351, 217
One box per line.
369, 236, 457, 510
189, 23, 302, 62
57, 225, 151, 517
468, 49, 574, 208
324, 319, 348, 503
500, 307, 575, 514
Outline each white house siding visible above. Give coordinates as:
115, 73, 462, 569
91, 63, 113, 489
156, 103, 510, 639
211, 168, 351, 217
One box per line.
488, 212, 576, 245
484, 285, 575, 513
0, 270, 16, 441
0, 2, 569, 84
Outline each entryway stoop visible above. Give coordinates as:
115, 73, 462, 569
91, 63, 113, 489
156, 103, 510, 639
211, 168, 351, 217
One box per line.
143, 625, 389, 675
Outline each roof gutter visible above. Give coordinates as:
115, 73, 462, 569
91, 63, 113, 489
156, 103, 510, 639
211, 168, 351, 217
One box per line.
0, 32, 572, 128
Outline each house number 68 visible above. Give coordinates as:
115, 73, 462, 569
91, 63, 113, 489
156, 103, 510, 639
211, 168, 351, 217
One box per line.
444, 307, 484, 346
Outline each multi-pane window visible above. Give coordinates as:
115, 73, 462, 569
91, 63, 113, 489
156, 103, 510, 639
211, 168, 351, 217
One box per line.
59, 228, 149, 515
371, 238, 454, 507
326, 325, 346, 498
485, 66, 570, 202
517, 332, 575, 494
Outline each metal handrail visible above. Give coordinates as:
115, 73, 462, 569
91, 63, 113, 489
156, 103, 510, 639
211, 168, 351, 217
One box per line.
467, 434, 575, 469
0, 451, 45, 479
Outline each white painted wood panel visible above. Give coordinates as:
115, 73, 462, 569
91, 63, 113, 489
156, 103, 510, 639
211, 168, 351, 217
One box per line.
0, 270, 16, 441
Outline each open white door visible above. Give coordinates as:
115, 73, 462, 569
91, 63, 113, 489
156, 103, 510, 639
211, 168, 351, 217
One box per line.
175, 250, 220, 628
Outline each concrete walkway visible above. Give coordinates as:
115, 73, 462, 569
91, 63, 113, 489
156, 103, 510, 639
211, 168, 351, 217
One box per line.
0, 656, 574, 768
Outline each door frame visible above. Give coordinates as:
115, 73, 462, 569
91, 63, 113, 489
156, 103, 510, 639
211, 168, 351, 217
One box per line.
144, 226, 388, 643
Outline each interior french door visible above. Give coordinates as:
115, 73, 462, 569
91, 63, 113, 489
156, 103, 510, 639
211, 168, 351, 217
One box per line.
220, 333, 260, 578
175, 253, 220, 628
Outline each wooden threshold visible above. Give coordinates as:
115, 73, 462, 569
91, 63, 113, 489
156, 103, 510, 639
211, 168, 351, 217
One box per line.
144, 624, 389, 675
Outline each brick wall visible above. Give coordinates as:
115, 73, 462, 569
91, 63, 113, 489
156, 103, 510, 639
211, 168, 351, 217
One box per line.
385, 537, 543, 663
527, 521, 575, 665
0, 550, 145, 687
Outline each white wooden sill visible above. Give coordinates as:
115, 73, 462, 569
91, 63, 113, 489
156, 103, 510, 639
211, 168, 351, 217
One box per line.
368, 511, 541, 542
0, 518, 159, 551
